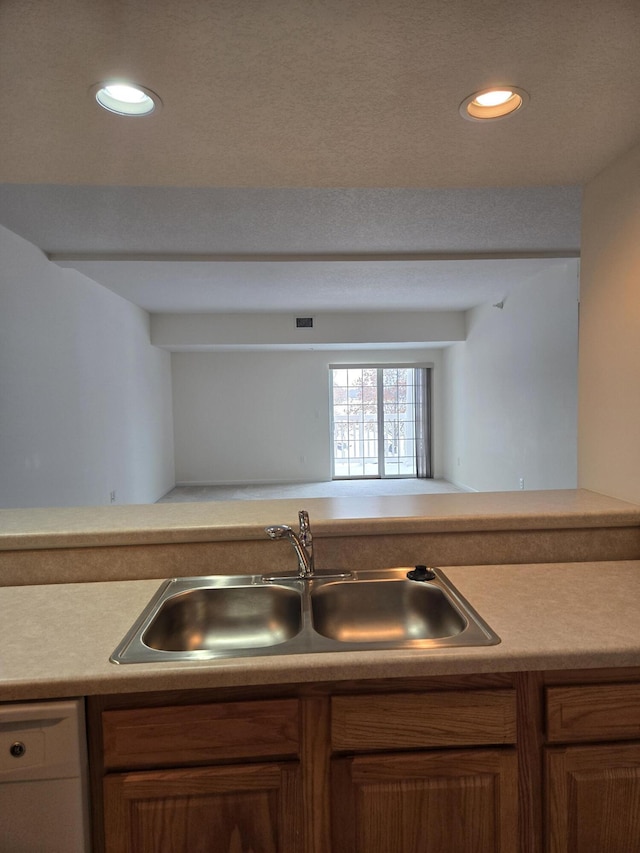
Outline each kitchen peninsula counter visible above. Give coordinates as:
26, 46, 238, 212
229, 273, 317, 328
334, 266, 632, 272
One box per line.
1, 560, 639, 703
2, 489, 638, 551
2, 489, 640, 586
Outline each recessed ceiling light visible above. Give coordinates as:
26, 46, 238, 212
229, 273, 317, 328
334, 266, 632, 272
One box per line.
459, 86, 529, 121
91, 81, 161, 116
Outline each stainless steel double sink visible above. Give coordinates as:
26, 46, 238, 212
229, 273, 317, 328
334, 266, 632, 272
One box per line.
110, 568, 499, 664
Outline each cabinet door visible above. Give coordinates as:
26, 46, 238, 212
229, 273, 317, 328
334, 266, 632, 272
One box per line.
331, 748, 518, 853
103, 760, 302, 853
546, 742, 640, 853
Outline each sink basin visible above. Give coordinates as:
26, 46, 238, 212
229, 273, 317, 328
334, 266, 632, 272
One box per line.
311, 579, 466, 643
143, 585, 303, 652
111, 569, 499, 664
111, 575, 305, 663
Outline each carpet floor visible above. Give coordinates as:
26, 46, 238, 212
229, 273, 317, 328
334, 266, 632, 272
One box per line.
158, 478, 467, 502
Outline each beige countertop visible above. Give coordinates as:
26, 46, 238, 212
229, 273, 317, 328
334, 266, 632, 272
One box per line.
1, 489, 639, 551
1, 560, 639, 702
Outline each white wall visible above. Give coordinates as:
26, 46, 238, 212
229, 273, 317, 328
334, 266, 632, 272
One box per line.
172, 348, 443, 485
441, 261, 579, 492
1, 216, 584, 505
0, 226, 175, 508
152, 311, 465, 348
578, 140, 640, 504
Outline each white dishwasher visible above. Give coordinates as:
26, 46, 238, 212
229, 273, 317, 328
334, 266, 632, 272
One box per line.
0, 698, 90, 852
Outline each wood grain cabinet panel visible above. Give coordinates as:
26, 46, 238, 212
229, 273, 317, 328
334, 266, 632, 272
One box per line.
102, 698, 299, 770
331, 748, 518, 853
90, 670, 640, 853
331, 690, 517, 752
103, 761, 303, 853
546, 742, 640, 853
546, 683, 640, 743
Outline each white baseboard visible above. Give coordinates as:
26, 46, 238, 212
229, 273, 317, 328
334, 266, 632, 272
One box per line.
446, 477, 477, 492
174, 478, 325, 487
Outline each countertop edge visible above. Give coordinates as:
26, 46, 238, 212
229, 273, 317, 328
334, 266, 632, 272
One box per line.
1, 647, 638, 703
2, 489, 639, 552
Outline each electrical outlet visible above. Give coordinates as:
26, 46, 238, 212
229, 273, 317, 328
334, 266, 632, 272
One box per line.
519, 478, 525, 490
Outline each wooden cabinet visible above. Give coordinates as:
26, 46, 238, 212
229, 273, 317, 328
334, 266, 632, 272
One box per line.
545, 679, 640, 853
104, 761, 303, 853
545, 742, 640, 853
88, 669, 640, 853
331, 748, 518, 853
101, 698, 300, 769
89, 677, 518, 853
330, 689, 517, 751
545, 682, 640, 744
330, 689, 518, 853
96, 697, 302, 853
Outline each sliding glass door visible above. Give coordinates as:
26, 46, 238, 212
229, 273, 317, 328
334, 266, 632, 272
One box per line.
330, 366, 431, 479
330, 367, 378, 477
381, 367, 417, 477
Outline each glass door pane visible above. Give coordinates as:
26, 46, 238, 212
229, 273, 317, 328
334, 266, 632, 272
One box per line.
331, 367, 379, 478
382, 368, 417, 477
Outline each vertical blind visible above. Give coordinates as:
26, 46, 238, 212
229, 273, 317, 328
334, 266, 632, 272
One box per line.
414, 367, 432, 479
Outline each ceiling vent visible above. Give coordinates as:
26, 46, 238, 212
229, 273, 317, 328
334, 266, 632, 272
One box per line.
296, 317, 314, 328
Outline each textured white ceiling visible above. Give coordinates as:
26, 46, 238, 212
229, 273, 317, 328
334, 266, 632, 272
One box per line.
54, 257, 571, 314
0, 0, 637, 313
0, 186, 582, 255
2, 183, 581, 311
1, 0, 639, 187
2, 184, 581, 312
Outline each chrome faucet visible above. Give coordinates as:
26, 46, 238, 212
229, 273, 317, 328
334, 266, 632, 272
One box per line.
265, 509, 315, 578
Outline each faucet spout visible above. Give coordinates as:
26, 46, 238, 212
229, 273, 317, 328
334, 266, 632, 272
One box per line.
265, 510, 315, 578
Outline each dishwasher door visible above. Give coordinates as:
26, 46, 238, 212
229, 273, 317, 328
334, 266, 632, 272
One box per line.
0, 698, 90, 852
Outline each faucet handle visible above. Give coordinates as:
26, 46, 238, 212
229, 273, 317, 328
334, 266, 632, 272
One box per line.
298, 509, 310, 531
298, 510, 312, 545
297, 510, 314, 575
